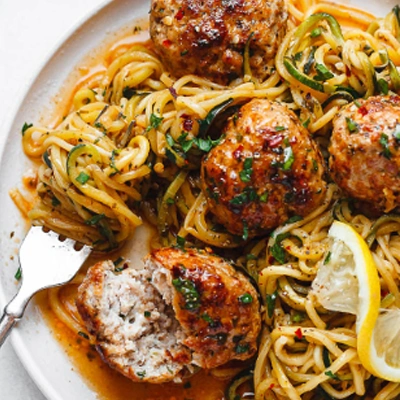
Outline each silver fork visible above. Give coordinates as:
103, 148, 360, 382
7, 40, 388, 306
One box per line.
0, 226, 92, 348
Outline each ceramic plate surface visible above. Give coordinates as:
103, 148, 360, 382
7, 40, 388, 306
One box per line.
0, 0, 397, 399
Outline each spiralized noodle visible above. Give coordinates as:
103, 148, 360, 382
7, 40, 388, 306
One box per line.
13, 0, 400, 398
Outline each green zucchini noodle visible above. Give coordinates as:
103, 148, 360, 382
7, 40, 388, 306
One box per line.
13, 0, 400, 398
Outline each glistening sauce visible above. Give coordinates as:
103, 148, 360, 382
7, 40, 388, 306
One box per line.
38, 289, 228, 400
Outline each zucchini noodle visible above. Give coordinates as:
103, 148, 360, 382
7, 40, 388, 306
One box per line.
13, 0, 400, 399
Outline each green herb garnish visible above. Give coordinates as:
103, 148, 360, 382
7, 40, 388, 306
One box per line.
76, 171, 90, 185
266, 291, 278, 318
235, 343, 249, 354
85, 213, 105, 226
172, 276, 200, 311
239, 157, 253, 182
146, 113, 163, 131
345, 117, 359, 133
325, 370, 340, 380
239, 293, 253, 304
380, 133, 391, 159
14, 267, 22, 281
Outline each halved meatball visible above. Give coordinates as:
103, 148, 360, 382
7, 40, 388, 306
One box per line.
201, 99, 328, 237
76, 259, 190, 383
150, 0, 288, 84
150, 247, 261, 369
329, 95, 400, 213
76, 247, 261, 382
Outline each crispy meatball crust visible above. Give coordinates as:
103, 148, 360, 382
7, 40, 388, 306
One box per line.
330, 95, 400, 213
148, 247, 261, 369
150, 0, 288, 84
201, 99, 328, 237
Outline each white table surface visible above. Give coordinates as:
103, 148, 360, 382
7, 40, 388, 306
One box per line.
0, 1, 104, 398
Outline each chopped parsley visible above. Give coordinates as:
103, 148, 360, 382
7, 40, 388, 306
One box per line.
51, 196, 61, 207
146, 113, 164, 131
394, 124, 400, 141
177, 133, 222, 154
292, 312, 305, 323
324, 251, 332, 265
302, 117, 311, 128
136, 371, 146, 379
275, 126, 287, 132
239, 157, 253, 182
378, 78, 389, 95
242, 220, 249, 241
85, 213, 105, 226
234, 343, 249, 354
14, 267, 22, 281
270, 232, 291, 264
282, 145, 295, 171
172, 276, 200, 311
345, 117, 359, 133
380, 133, 391, 159
176, 235, 186, 250
259, 191, 269, 203
266, 291, 278, 318
229, 187, 258, 206
284, 215, 303, 225
144, 311, 151, 317
76, 171, 90, 185
78, 331, 90, 340
110, 149, 121, 173
201, 313, 214, 324
239, 293, 253, 304
310, 27, 322, 38
325, 370, 340, 380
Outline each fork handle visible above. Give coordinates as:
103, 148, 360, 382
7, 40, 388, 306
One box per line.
0, 312, 17, 348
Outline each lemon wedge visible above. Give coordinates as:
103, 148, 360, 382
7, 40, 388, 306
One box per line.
311, 221, 400, 381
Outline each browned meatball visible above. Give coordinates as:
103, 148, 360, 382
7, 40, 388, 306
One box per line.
201, 99, 328, 237
150, 0, 288, 84
150, 247, 261, 369
329, 95, 400, 213
76, 247, 260, 382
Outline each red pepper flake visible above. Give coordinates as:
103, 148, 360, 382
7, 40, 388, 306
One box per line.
358, 105, 368, 116
175, 8, 184, 20
294, 328, 303, 340
268, 383, 275, 389
263, 134, 283, 149
182, 115, 194, 132
268, 256, 275, 264
169, 87, 178, 99
233, 144, 244, 160
162, 39, 172, 47
381, 289, 389, 298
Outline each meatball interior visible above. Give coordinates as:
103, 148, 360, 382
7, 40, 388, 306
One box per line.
76, 248, 261, 381
329, 95, 400, 213
150, 0, 288, 84
201, 99, 328, 237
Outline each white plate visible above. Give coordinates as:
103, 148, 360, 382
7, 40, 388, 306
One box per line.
0, 0, 397, 399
